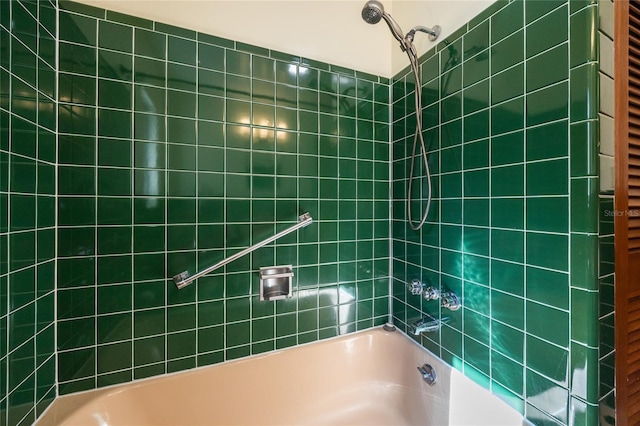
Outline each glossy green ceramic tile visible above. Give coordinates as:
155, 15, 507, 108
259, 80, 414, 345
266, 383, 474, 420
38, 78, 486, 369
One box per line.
527, 0, 565, 22
98, 50, 132, 83
491, 0, 523, 42
526, 369, 569, 424
58, 347, 95, 383
490, 197, 523, 229
98, 80, 131, 111
59, 104, 96, 136
492, 30, 524, 75
463, 111, 489, 143
570, 63, 598, 122
134, 57, 164, 87
469, 0, 508, 29
526, 266, 569, 309
526, 197, 569, 233
96, 312, 131, 343
526, 5, 568, 58
526, 159, 568, 196
134, 335, 166, 366
168, 36, 196, 66
569, 121, 597, 178
491, 229, 524, 263
58, 73, 96, 106
599, 232, 615, 276
526, 119, 568, 162
570, 178, 598, 233
491, 130, 523, 166
491, 164, 524, 196
464, 337, 490, 375
441, 93, 462, 123
571, 288, 598, 346
492, 349, 524, 394
105, 10, 151, 30
570, 233, 598, 290
527, 44, 568, 93
129, 30, 161, 61
491, 320, 524, 363
600, 345, 615, 394
57, 256, 94, 289
99, 21, 132, 53
527, 334, 568, 385
463, 198, 489, 226
97, 342, 132, 375
526, 300, 569, 347
573, 0, 598, 12
462, 53, 489, 88
569, 398, 599, 426
526, 232, 569, 272
59, 0, 103, 18
463, 20, 489, 60
491, 97, 524, 135
492, 64, 524, 105
491, 290, 524, 329
464, 169, 489, 197
463, 228, 489, 257
527, 81, 569, 126
57, 287, 96, 320
463, 80, 489, 116
569, 6, 597, 67
59, 10, 96, 45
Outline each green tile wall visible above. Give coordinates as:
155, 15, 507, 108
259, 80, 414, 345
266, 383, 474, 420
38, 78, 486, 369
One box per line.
1, 1, 57, 425
2, 0, 611, 425
55, 1, 390, 394
391, 1, 600, 425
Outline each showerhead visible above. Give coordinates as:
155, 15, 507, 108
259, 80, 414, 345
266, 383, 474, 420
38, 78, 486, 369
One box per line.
361, 0, 384, 24
361, 0, 405, 45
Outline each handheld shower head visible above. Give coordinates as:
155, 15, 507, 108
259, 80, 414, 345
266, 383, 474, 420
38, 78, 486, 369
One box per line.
360, 2, 440, 231
361, 0, 406, 45
361, 0, 384, 24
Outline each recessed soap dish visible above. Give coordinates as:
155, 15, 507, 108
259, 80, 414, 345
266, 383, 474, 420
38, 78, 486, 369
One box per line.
259, 265, 293, 301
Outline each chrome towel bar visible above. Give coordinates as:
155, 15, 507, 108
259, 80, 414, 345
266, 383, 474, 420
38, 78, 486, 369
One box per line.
173, 213, 313, 289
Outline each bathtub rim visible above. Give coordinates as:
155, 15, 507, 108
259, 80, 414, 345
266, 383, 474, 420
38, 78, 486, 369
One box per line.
36, 324, 525, 426
37, 325, 406, 424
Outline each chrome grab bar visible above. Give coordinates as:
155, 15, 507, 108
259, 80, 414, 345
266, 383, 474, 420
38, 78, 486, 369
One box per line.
173, 213, 313, 289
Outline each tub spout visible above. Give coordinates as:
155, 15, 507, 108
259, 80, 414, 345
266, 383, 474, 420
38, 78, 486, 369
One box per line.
409, 315, 449, 335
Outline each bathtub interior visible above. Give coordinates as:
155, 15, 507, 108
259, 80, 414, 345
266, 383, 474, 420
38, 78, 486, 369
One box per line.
37, 327, 529, 426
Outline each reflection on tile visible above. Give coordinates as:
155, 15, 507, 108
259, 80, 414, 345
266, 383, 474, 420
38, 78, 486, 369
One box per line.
526, 368, 569, 425
393, 3, 600, 424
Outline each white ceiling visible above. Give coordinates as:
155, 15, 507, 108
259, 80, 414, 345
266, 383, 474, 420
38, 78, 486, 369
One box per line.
72, 0, 496, 78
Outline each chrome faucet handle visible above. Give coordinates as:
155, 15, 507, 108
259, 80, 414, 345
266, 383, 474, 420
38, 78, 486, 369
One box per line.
423, 286, 440, 301
441, 291, 460, 311
407, 279, 425, 296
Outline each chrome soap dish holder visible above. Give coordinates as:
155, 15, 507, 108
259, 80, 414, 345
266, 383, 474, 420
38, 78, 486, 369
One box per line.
259, 265, 293, 301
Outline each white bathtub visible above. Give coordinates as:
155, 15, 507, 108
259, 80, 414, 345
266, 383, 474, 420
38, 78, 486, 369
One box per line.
37, 327, 529, 425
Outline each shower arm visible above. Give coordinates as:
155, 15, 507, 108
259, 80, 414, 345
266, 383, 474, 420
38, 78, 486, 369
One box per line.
403, 25, 441, 60
406, 25, 441, 43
